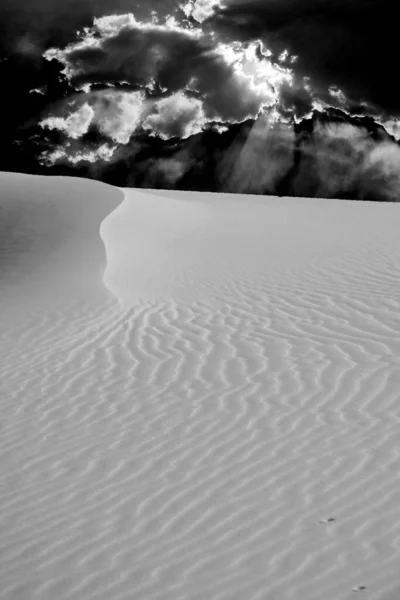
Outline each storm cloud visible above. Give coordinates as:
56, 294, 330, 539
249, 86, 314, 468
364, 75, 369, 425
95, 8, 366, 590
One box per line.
43, 12, 292, 126
3, 0, 400, 201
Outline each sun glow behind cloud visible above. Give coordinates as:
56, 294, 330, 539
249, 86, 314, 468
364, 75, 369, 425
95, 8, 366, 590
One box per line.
214, 40, 294, 111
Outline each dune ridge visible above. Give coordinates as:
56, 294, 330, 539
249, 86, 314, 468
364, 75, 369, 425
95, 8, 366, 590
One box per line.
1, 174, 400, 600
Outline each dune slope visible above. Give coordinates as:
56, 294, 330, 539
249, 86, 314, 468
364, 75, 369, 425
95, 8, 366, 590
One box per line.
1, 175, 400, 600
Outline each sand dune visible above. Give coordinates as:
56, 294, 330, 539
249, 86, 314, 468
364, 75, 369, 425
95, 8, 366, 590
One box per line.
1, 174, 400, 600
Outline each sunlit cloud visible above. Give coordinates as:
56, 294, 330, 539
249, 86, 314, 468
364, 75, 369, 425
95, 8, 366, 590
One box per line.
91, 89, 146, 144
40, 142, 117, 165
142, 92, 207, 139
181, 0, 225, 23
40, 103, 95, 139
378, 118, 400, 141
29, 87, 46, 96
40, 91, 146, 144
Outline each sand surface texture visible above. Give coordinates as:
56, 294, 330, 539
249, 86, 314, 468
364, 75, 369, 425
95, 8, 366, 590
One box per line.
1, 173, 400, 600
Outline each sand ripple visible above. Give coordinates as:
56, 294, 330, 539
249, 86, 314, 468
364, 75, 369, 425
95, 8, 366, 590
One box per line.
1, 180, 400, 600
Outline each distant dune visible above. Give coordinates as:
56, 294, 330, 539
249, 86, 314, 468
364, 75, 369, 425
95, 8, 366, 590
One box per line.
1, 173, 400, 600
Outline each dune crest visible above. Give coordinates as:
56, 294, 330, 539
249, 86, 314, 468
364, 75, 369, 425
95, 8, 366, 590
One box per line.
0, 173, 123, 309
1, 175, 400, 600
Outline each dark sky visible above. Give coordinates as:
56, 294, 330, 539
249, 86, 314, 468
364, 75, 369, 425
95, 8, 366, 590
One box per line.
2, 0, 400, 200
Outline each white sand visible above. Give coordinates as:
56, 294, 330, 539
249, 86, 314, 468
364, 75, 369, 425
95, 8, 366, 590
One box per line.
1, 172, 400, 600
